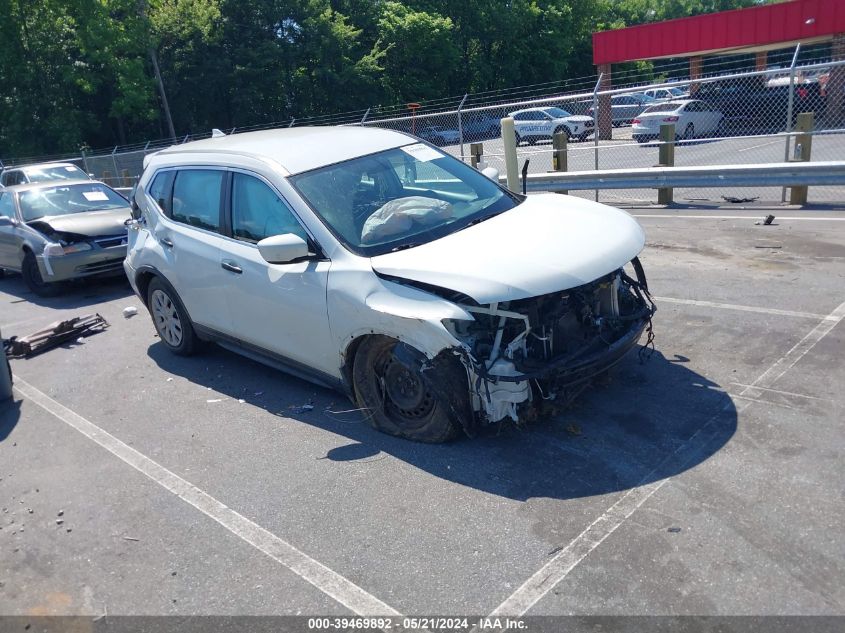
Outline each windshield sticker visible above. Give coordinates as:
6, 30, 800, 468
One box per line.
65, 166, 77, 172
401, 143, 443, 162
82, 191, 109, 202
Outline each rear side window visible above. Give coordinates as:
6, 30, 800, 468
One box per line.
148, 170, 175, 215
0, 192, 15, 219
171, 169, 223, 232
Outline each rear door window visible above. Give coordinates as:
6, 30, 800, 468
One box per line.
0, 192, 15, 219
171, 169, 223, 232
148, 170, 176, 216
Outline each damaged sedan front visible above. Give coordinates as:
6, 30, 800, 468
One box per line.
0, 181, 131, 296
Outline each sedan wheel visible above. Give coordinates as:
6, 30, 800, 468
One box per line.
147, 278, 198, 356
21, 251, 61, 297
683, 123, 695, 140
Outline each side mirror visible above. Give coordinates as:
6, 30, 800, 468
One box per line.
258, 233, 311, 264
0, 216, 16, 227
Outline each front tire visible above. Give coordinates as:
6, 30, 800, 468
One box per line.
21, 251, 61, 297
352, 335, 460, 443
147, 277, 199, 356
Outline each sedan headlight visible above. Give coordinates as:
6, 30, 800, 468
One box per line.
43, 242, 65, 257
62, 242, 92, 254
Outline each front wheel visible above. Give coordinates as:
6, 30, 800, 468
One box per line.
21, 251, 61, 297
147, 277, 199, 356
352, 336, 461, 443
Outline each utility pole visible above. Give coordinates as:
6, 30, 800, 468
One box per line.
149, 47, 176, 141
139, 0, 176, 141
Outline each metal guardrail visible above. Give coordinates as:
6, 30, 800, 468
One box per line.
511, 161, 845, 193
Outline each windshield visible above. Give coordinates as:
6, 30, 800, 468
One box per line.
290, 144, 519, 256
544, 107, 572, 118
19, 183, 127, 221
23, 164, 89, 182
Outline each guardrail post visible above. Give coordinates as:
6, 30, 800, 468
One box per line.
102, 170, 113, 184
501, 117, 520, 193
789, 112, 814, 205
470, 142, 484, 169
657, 123, 675, 205
121, 169, 131, 187
552, 131, 568, 195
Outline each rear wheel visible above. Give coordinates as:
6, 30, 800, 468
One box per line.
352, 335, 461, 443
682, 123, 694, 140
21, 251, 61, 297
147, 277, 199, 356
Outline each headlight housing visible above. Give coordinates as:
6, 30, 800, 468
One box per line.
43, 242, 65, 257
62, 242, 93, 254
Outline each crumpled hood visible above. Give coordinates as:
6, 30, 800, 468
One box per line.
28, 208, 130, 238
370, 194, 645, 304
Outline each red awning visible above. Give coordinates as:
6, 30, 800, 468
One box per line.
593, 0, 845, 65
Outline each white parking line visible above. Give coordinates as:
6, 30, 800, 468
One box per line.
12, 377, 402, 618
653, 296, 838, 321
633, 214, 845, 221
736, 140, 779, 153
484, 299, 845, 619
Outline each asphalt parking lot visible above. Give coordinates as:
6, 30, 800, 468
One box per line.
1, 204, 843, 629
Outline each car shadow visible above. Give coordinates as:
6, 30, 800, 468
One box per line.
146, 341, 736, 502
0, 272, 133, 310
0, 397, 22, 442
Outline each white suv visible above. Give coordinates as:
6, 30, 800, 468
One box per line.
125, 127, 654, 442
509, 107, 594, 144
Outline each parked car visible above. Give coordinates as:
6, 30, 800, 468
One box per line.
509, 107, 594, 144
643, 87, 688, 102
587, 93, 656, 126
0, 162, 91, 189
696, 78, 823, 132
632, 99, 725, 142
416, 123, 460, 146
125, 127, 654, 442
0, 181, 130, 295
462, 112, 501, 141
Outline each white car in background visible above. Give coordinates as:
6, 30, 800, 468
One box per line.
643, 87, 688, 102
509, 107, 594, 144
125, 127, 654, 442
0, 162, 92, 188
632, 100, 725, 143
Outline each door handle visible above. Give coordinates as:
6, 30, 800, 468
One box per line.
160, 237, 173, 248
221, 260, 242, 274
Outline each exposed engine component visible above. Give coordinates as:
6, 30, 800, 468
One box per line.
443, 260, 656, 425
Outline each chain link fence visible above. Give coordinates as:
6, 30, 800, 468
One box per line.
3, 47, 844, 204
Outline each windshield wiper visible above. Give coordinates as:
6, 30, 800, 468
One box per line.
458, 210, 504, 231
390, 242, 420, 252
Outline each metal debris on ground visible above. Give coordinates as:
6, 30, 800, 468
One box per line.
3, 314, 109, 358
668, 527, 682, 533
722, 196, 760, 203
755, 214, 777, 225
289, 404, 315, 414
122, 306, 139, 318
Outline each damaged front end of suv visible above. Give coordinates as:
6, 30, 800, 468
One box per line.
440, 259, 655, 429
